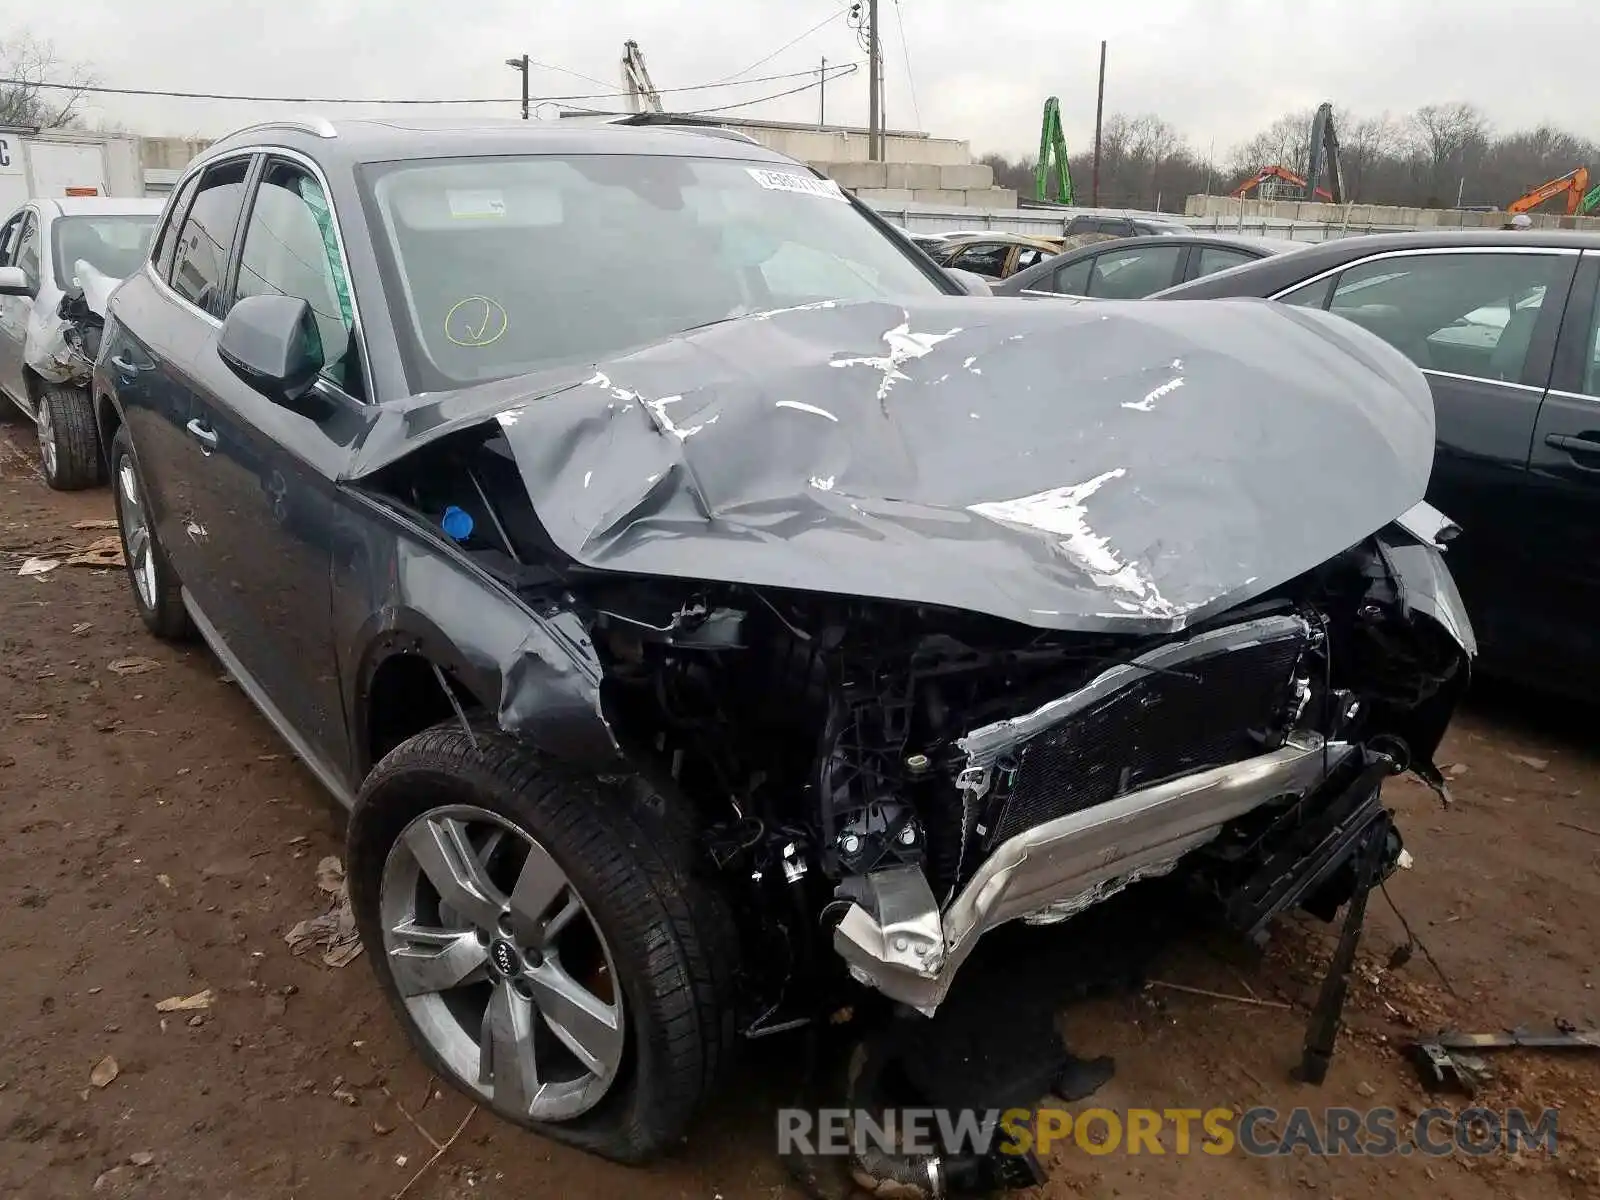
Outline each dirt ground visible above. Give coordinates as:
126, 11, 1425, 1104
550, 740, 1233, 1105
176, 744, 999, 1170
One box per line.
2, 414, 1598, 1200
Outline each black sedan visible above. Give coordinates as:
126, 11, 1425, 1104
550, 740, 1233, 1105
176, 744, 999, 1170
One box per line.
1155, 229, 1600, 697
992, 233, 1296, 299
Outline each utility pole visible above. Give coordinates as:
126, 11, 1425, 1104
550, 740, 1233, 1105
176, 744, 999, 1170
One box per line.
1091, 40, 1106, 206
505, 54, 530, 119
867, 0, 881, 161
820, 56, 827, 128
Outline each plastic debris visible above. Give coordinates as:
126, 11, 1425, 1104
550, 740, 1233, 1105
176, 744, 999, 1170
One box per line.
286, 856, 363, 968
107, 657, 162, 676
155, 988, 214, 1012
65, 537, 124, 568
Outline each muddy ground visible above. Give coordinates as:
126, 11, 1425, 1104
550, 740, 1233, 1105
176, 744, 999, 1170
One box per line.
1, 415, 1598, 1200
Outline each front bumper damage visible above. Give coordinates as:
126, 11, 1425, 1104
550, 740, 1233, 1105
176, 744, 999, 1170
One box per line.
833, 615, 1357, 1013
837, 734, 1353, 1013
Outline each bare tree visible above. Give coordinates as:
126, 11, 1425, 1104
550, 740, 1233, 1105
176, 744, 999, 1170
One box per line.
1340, 113, 1403, 201
1227, 110, 1316, 182
1407, 102, 1490, 200
0, 33, 94, 130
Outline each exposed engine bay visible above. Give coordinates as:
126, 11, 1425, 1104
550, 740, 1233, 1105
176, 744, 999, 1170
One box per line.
363, 405, 1471, 1032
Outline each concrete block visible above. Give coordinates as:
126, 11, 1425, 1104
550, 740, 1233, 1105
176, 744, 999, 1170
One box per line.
821, 161, 887, 190
911, 189, 968, 206
965, 188, 1017, 209
855, 188, 916, 207
939, 163, 994, 190
884, 162, 943, 190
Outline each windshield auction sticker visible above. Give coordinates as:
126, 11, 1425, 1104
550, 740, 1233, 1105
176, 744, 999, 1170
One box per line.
746, 168, 847, 201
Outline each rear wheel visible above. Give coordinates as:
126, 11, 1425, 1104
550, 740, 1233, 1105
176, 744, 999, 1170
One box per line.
348, 725, 738, 1162
38, 384, 103, 490
110, 426, 191, 641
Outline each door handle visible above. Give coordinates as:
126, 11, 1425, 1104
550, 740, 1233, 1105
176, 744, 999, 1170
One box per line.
1545, 432, 1600, 470
186, 418, 218, 454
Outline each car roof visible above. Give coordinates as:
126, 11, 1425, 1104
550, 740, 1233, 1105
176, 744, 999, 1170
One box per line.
200, 115, 801, 171
992, 231, 1295, 296
28, 196, 166, 219
1156, 227, 1600, 299
940, 231, 1062, 249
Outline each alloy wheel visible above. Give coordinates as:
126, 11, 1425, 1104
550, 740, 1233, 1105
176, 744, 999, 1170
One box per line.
114, 454, 158, 610
379, 805, 625, 1122
36, 400, 56, 480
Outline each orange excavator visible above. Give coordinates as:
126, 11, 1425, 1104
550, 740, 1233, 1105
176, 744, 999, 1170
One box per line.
1230, 103, 1345, 204
1231, 165, 1334, 202
1507, 166, 1600, 216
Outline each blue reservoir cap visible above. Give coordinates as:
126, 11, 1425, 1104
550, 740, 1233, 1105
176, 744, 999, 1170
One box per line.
441, 505, 474, 541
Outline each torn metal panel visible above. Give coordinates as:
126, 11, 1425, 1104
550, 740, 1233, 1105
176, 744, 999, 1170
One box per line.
25, 261, 122, 386
346, 295, 1436, 636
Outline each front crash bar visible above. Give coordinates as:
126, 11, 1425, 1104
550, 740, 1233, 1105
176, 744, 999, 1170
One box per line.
833, 733, 1358, 1014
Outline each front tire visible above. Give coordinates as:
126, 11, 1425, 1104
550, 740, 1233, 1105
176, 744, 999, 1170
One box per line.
348, 724, 738, 1163
38, 384, 103, 490
110, 425, 191, 641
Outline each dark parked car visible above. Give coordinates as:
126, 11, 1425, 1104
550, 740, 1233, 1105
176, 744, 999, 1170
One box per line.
1063, 213, 1188, 238
1155, 230, 1600, 696
994, 233, 1295, 299
95, 116, 1472, 1179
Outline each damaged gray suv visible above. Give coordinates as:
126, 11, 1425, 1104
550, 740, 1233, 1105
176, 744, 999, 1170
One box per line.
95, 116, 1474, 1172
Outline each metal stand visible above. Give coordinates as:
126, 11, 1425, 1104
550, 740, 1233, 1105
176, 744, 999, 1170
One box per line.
1292, 812, 1393, 1085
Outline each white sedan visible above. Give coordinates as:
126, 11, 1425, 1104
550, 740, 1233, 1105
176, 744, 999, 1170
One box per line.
0, 196, 164, 488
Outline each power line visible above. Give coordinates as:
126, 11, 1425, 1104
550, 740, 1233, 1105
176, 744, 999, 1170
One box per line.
525, 59, 612, 89
685, 64, 859, 115
709, 3, 853, 85
0, 64, 844, 107
892, 0, 922, 129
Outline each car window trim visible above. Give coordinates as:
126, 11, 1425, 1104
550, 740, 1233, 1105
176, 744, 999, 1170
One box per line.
230, 150, 372, 406
1267, 245, 1583, 301
15, 208, 41, 281
149, 145, 374, 406
1547, 253, 1600, 399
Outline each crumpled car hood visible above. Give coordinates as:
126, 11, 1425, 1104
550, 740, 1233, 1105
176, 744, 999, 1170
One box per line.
73, 259, 121, 317
350, 295, 1435, 635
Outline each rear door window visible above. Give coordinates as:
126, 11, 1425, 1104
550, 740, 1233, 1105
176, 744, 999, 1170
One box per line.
151, 173, 200, 281
1087, 244, 1183, 299
1051, 255, 1094, 295
1318, 252, 1570, 383
1192, 246, 1255, 280
170, 158, 250, 317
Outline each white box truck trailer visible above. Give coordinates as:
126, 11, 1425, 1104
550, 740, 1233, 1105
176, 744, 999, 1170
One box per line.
0, 130, 145, 212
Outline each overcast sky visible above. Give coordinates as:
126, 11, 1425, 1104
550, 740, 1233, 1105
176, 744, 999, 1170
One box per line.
4, 0, 1587, 159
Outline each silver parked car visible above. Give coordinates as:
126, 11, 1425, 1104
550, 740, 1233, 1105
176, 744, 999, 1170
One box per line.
0, 196, 164, 488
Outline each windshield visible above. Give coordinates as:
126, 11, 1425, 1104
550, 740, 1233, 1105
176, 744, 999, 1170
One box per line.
51, 215, 158, 286
360, 153, 947, 390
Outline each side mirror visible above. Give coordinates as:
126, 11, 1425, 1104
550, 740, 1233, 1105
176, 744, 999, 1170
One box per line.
218, 294, 324, 407
0, 264, 35, 298
947, 268, 992, 297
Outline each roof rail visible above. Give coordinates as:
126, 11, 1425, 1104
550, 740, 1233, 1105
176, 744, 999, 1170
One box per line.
223, 115, 339, 141
662, 124, 761, 146
599, 112, 761, 146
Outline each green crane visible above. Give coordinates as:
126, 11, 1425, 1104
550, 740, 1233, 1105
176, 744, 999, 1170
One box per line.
1035, 97, 1074, 205
1582, 181, 1600, 216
